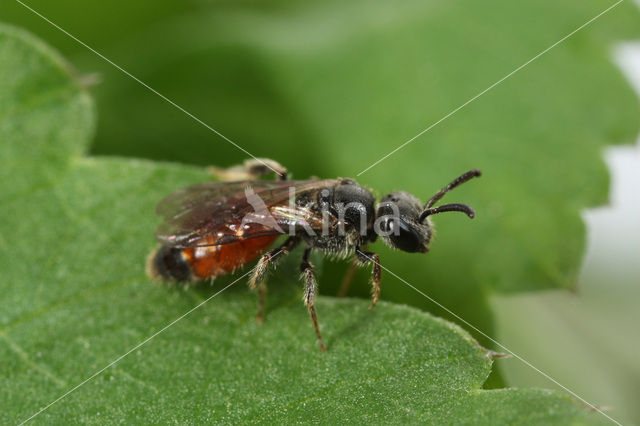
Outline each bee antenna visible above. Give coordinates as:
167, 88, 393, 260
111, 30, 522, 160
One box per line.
420, 203, 476, 222
424, 169, 481, 209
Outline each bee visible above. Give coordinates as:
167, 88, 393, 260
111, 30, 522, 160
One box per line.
148, 159, 481, 350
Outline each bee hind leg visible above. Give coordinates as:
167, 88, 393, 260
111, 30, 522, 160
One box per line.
256, 282, 267, 324
249, 237, 299, 322
209, 158, 288, 181
300, 247, 326, 351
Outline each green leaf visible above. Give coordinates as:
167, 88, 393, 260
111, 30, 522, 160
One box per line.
0, 24, 607, 424
490, 145, 640, 425
3, 0, 638, 343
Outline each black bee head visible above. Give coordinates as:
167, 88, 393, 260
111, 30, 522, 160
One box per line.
375, 170, 481, 253
376, 191, 431, 253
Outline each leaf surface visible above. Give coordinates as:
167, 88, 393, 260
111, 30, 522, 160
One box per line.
0, 24, 608, 424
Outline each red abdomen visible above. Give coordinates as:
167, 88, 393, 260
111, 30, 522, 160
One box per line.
148, 235, 279, 282
183, 235, 279, 279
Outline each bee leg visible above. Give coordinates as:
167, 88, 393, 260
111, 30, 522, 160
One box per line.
248, 237, 298, 322
256, 282, 267, 324
249, 237, 298, 289
356, 249, 382, 310
209, 158, 288, 181
337, 261, 358, 297
243, 158, 288, 181
300, 247, 326, 351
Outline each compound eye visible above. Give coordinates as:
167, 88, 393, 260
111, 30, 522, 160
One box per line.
391, 221, 424, 253
385, 218, 424, 253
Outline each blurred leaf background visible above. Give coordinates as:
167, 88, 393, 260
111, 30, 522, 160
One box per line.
2, 0, 640, 423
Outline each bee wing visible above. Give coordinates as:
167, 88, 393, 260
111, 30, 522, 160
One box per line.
154, 179, 339, 248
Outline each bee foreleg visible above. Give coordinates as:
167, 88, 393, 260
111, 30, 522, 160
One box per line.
356, 249, 382, 310
209, 158, 288, 181
300, 247, 326, 351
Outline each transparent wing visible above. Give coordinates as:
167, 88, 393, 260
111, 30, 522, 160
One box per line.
154, 179, 339, 248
